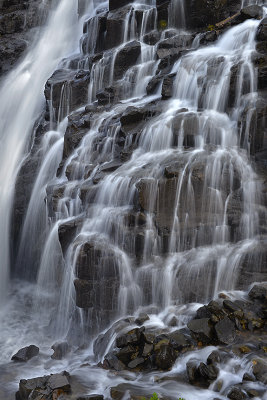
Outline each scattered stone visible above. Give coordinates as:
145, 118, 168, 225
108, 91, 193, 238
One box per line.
51, 341, 70, 360
215, 317, 236, 344
187, 360, 218, 388
242, 373, 255, 382
154, 339, 177, 370
47, 373, 70, 391
223, 300, 243, 313
17, 372, 70, 400
252, 358, 267, 384
128, 357, 145, 369
207, 350, 221, 365
187, 318, 213, 344
248, 284, 267, 302
169, 330, 190, 351
135, 313, 150, 325
116, 327, 144, 348
11, 345, 39, 362
227, 386, 248, 400
240, 5, 263, 21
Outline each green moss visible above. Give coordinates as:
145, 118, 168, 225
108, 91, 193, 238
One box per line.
207, 24, 215, 31
159, 20, 167, 30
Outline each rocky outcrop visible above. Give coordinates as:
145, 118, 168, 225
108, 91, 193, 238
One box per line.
185, 0, 241, 29
99, 283, 267, 395
44, 69, 91, 122
16, 372, 71, 400
0, 0, 51, 77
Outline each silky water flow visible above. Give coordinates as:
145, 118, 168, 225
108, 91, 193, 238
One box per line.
0, 0, 266, 399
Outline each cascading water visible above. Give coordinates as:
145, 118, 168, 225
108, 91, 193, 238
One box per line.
0, 0, 267, 399
0, 0, 91, 302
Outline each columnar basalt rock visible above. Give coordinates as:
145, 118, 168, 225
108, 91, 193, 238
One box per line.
0, 0, 51, 76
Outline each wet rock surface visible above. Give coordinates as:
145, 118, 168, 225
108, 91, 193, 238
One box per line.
11, 345, 39, 362
16, 372, 71, 400
0, 0, 51, 77
99, 283, 267, 387
6, 0, 267, 398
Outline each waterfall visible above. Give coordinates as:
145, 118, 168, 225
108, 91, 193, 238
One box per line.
0, 0, 91, 303
0, 0, 266, 398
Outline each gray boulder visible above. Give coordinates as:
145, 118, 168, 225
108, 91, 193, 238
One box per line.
11, 345, 39, 362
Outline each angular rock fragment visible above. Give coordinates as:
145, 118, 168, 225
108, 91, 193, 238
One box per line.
12, 345, 39, 362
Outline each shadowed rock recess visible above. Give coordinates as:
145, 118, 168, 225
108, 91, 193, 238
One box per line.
0, 0, 266, 398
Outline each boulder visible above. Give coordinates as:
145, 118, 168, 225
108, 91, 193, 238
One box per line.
104, 351, 126, 371
135, 313, 150, 325
187, 360, 218, 388
240, 5, 263, 21
207, 350, 221, 365
252, 358, 267, 384
169, 330, 190, 351
248, 284, 267, 302
17, 372, 70, 400
256, 17, 267, 42
186, 361, 219, 388
11, 345, 39, 362
128, 357, 145, 369
154, 339, 177, 370
196, 301, 227, 323
51, 341, 70, 360
116, 327, 144, 348
114, 41, 141, 80
116, 344, 138, 364
47, 374, 70, 391
215, 317, 236, 344
187, 318, 213, 344
227, 386, 248, 400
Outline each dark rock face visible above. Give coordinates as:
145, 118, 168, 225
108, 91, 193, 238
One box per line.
11, 345, 39, 362
248, 283, 267, 301
44, 69, 91, 122
114, 41, 141, 80
240, 5, 263, 21
0, 0, 51, 77
73, 241, 121, 330
185, 0, 241, 29
109, 0, 131, 11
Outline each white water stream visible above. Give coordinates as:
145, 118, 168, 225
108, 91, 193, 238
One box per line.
0, 0, 266, 399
